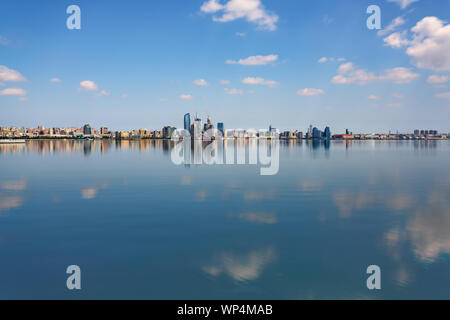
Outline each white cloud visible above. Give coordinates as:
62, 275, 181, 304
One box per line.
381, 67, 420, 84
50, 78, 61, 83
121, 93, 128, 99
220, 80, 231, 85
224, 88, 243, 95
242, 77, 278, 87
18, 97, 28, 101
378, 16, 406, 37
200, 0, 279, 31
332, 63, 419, 85
332, 63, 377, 85
384, 31, 409, 48
406, 17, 450, 71
318, 57, 346, 63
368, 95, 380, 100
180, 94, 195, 100
236, 32, 247, 37
226, 54, 278, 66
296, 88, 324, 96
388, 0, 419, 9
427, 75, 449, 84
436, 92, 450, 99
193, 79, 209, 86
0, 88, 27, 96
0, 65, 26, 82
200, 0, 224, 13
79, 80, 99, 91
96, 90, 110, 97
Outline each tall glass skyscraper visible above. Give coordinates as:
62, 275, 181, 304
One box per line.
184, 113, 191, 131
217, 122, 224, 135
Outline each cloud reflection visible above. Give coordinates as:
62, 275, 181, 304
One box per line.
203, 247, 276, 282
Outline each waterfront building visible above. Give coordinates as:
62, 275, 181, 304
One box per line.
163, 126, 176, 139
83, 124, 92, 135
217, 123, 224, 136
323, 127, 331, 140
192, 117, 202, 140
312, 127, 322, 139
184, 113, 191, 131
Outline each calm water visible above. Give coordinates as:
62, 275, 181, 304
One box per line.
0, 139, 449, 299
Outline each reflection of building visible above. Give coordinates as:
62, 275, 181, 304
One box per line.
184, 113, 191, 131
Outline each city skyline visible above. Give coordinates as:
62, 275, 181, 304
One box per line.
1, 0, 450, 132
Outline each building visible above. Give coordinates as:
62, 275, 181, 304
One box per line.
217, 122, 224, 136
184, 113, 191, 131
100, 126, 109, 135
312, 127, 322, 139
83, 124, 92, 135
204, 116, 213, 132
192, 117, 202, 139
323, 127, 331, 139
162, 126, 176, 139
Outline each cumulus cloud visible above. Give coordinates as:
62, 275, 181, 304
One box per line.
0, 88, 27, 96
226, 54, 278, 66
200, 0, 279, 31
224, 88, 243, 95
368, 95, 380, 100
384, 31, 409, 48
388, 0, 419, 9
318, 57, 328, 63
236, 32, 247, 37
180, 94, 195, 100
427, 75, 449, 84
378, 16, 406, 37
0, 65, 26, 82
79, 80, 99, 91
406, 17, 450, 71
435, 92, 450, 99
332, 62, 419, 85
50, 78, 61, 83
193, 79, 209, 86
242, 77, 278, 87
220, 80, 231, 85
296, 88, 324, 96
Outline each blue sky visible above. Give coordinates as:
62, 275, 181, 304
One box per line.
0, 0, 449, 133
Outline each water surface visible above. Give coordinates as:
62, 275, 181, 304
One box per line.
0, 140, 449, 299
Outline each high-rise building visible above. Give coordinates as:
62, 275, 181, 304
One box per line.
163, 126, 176, 139
101, 126, 109, 135
204, 116, 214, 131
83, 124, 92, 135
184, 113, 191, 131
323, 127, 331, 139
192, 116, 202, 140
312, 127, 322, 139
217, 123, 224, 135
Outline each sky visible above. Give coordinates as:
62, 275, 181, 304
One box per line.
0, 0, 450, 133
